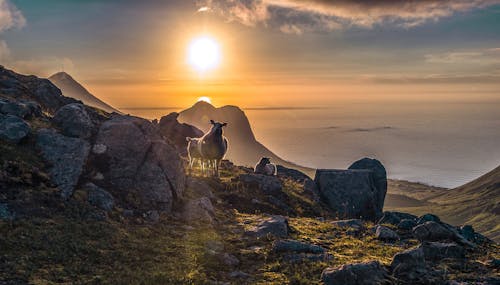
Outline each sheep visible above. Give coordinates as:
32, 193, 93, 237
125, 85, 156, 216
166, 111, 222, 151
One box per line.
186, 137, 204, 173
254, 157, 277, 176
199, 120, 228, 177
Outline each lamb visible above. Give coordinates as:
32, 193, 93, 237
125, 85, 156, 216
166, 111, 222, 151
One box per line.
198, 120, 228, 177
254, 157, 277, 176
186, 137, 203, 173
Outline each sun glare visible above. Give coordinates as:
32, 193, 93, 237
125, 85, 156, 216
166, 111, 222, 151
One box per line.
197, 96, 212, 104
188, 36, 220, 72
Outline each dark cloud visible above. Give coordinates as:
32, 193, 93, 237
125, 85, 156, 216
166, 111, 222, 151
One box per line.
198, 0, 500, 33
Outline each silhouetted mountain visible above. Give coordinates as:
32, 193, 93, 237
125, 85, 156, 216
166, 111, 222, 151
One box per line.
49, 72, 121, 114
178, 101, 314, 176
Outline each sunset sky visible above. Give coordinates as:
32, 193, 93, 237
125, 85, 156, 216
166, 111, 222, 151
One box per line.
1, 0, 500, 108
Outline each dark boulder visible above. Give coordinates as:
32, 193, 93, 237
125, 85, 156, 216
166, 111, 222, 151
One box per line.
36, 128, 90, 198
398, 219, 417, 230
375, 225, 399, 241
421, 242, 465, 261
237, 173, 282, 195
348, 157, 387, 212
0, 114, 30, 143
412, 221, 456, 242
85, 183, 114, 212
391, 247, 426, 280
314, 169, 383, 220
52, 103, 95, 139
321, 261, 388, 285
0, 101, 31, 118
92, 115, 185, 212
417, 213, 441, 224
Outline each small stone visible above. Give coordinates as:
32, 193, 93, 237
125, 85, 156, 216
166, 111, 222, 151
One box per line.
375, 225, 399, 241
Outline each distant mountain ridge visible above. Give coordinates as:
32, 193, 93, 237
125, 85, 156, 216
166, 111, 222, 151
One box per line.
178, 101, 315, 176
49, 72, 121, 114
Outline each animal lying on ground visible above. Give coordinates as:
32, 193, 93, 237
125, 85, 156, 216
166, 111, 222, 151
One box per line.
254, 157, 277, 176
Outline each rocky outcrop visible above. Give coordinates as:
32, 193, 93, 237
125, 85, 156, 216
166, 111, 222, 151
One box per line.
158, 112, 203, 153
321, 261, 388, 285
391, 247, 426, 281
237, 173, 282, 195
348, 157, 387, 211
0, 66, 77, 114
36, 128, 90, 198
183, 197, 215, 224
421, 242, 465, 261
314, 169, 384, 220
52, 103, 95, 139
246, 215, 289, 238
92, 115, 185, 212
413, 221, 457, 242
85, 183, 114, 212
0, 114, 30, 143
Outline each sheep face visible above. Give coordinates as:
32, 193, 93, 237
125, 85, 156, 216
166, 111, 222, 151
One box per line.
209, 120, 227, 136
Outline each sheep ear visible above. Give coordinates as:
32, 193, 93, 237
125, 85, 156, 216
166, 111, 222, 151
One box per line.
222, 122, 227, 127
210, 119, 215, 124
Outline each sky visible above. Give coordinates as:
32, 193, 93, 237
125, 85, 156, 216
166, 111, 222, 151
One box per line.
0, 0, 500, 108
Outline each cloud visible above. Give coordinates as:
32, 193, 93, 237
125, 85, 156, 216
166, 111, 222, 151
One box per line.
198, 0, 500, 33
0, 39, 9, 61
0, 0, 26, 33
9, 57, 75, 77
425, 48, 500, 64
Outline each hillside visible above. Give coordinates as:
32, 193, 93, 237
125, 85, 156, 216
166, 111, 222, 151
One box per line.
49, 72, 121, 114
178, 101, 315, 176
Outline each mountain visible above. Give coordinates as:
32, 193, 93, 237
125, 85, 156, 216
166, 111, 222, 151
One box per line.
178, 101, 314, 176
49, 72, 121, 114
386, 165, 500, 241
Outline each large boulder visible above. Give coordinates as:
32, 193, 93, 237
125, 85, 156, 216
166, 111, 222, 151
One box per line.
92, 115, 185, 212
36, 128, 90, 198
237, 173, 282, 195
0, 114, 30, 143
348, 158, 387, 211
421, 242, 465, 261
0, 101, 30, 118
183, 197, 215, 224
158, 112, 203, 153
321, 261, 388, 285
412, 221, 456, 242
391, 247, 426, 280
314, 169, 383, 220
52, 103, 95, 139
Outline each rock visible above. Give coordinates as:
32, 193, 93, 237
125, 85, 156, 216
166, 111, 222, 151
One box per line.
272, 240, 326, 254
0, 114, 30, 143
183, 197, 215, 223
321, 261, 388, 285
186, 177, 215, 200
486, 259, 500, 269
85, 183, 114, 212
459, 225, 475, 241
315, 169, 384, 220
412, 221, 456, 242
348, 157, 387, 212
52, 103, 95, 139
93, 115, 185, 211
331, 219, 364, 229
237, 173, 282, 195
283, 253, 332, 263
421, 242, 465, 261
220, 253, 240, 267
0, 101, 30, 118
144, 210, 160, 223
417, 213, 441, 224
397, 219, 417, 230
391, 247, 426, 280
229, 271, 251, 279
276, 165, 310, 182
303, 178, 320, 202
375, 225, 399, 241
158, 112, 203, 153
246, 215, 289, 238
36, 128, 90, 198
378, 211, 417, 225
0, 203, 15, 220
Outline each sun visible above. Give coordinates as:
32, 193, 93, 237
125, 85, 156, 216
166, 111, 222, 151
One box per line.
197, 96, 211, 104
188, 36, 220, 72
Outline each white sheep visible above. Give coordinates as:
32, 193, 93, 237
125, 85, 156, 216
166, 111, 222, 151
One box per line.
254, 157, 277, 176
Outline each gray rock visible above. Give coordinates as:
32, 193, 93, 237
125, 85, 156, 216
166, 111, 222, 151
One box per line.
238, 173, 282, 195
85, 183, 114, 211
417, 213, 441, 224
375, 225, 399, 241
246, 215, 289, 238
391, 247, 426, 280
303, 178, 320, 202
378, 211, 417, 225
421, 242, 465, 261
0, 101, 30, 118
93, 115, 185, 211
183, 197, 215, 223
412, 221, 456, 242
0, 114, 30, 143
321, 261, 388, 285
272, 239, 326, 254
459, 225, 475, 241
52, 103, 94, 139
315, 169, 383, 220
36, 128, 90, 198
348, 157, 387, 213
398, 219, 417, 230
0, 203, 15, 220
331, 219, 364, 229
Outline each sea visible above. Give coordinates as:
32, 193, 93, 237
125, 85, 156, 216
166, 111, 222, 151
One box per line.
121, 101, 500, 188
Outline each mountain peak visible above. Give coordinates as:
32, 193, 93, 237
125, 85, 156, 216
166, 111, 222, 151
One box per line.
49, 71, 73, 81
